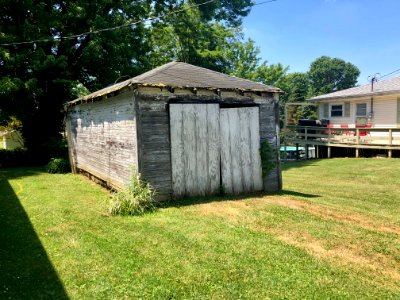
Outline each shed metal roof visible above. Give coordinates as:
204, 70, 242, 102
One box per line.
67, 61, 281, 106
309, 76, 400, 101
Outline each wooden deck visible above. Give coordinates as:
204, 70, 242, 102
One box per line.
284, 126, 400, 158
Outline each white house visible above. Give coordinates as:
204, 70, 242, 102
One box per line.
309, 76, 400, 129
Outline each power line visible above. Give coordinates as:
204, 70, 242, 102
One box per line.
0, 0, 216, 47
379, 68, 400, 80
0, 0, 278, 47
253, 0, 278, 6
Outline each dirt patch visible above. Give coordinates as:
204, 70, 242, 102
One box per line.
195, 200, 251, 222
194, 195, 400, 235
276, 231, 400, 283
193, 196, 400, 286
251, 196, 400, 235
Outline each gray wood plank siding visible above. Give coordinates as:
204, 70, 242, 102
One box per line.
136, 92, 172, 200
256, 96, 282, 191
66, 87, 281, 199
66, 92, 137, 188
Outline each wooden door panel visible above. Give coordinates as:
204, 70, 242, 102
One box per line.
220, 107, 263, 194
170, 104, 220, 197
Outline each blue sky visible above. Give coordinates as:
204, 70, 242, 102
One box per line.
243, 0, 400, 84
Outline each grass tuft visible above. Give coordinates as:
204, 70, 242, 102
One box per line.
108, 169, 155, 216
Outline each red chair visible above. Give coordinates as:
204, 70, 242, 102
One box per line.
325, 124, 335, 135
340, 124, 351, 135
355, 124, 372, 136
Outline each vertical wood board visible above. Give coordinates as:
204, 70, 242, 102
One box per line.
220, 109, 233, 193
220, 107, 263, 194
249, 107, 264, 190
207, 105, 221, 194
170, 104, 220, 197
169, 105, 185, 197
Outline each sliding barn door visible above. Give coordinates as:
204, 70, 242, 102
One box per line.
170, 104, 220, 197
220, 107, 263, 194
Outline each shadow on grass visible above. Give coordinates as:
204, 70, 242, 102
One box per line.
162, 188, 320, 209
161, 191, 267, 209
0, 168, 69, 299
278, 189, 321, 198
281, 159, 324, 171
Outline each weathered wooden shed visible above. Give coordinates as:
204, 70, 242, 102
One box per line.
65, 62, 282, 200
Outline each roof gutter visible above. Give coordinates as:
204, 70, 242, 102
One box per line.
308, 89, 400, 102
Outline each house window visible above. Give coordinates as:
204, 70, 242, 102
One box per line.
331, 105, 343, 117
356, 103, 367, 116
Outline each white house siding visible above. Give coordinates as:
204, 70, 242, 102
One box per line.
318, 100, 359, 126
319, 98, 397, 126
317, 95, 400, 138
67, 92, 137, 188
371, 96, 399, 138
373, 96, 397, 127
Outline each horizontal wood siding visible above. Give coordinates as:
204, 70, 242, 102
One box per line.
374, 97, 397, 127
317, 96, 400, 128
67, 87, 281, 199
372, 97, 400, 137
256, 96, 281, 192
67, 92, 137, 188
136, 93, 172, 200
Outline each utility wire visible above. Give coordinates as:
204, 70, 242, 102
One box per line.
0, 0, 215, 46
379, 68, 400, 80
0, 0, 278, 47
253, 0, 277, 6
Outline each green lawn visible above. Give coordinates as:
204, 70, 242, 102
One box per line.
1, 159, 400, 299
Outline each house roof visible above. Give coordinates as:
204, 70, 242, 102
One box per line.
309, 76, 400, 101
67, 62, 281, 107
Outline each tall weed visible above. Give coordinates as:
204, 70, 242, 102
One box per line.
108, 169, 155, 216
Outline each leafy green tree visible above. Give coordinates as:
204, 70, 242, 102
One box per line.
276, 72, 312, 125
223, 37, 288, 85
308, 56, 360, 96
0, 0, 153, 153
255, 63, 288, 86
0, 0, 253, 154
147, 5, 235, 72
224, 37, 260, 80
278, 72, 310, 103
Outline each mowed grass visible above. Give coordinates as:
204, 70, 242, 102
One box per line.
1, 158, 400, 299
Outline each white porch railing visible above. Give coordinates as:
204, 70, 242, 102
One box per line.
284, 126, 400, 158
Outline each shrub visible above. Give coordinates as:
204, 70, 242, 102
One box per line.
108, 170, 155, 216
46, 158, 71, 174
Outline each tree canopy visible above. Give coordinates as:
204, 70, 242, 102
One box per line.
0, 0, 362, 156
0, 0, 253, 153
276, 56, 360, 125
308, 56, 360, 96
